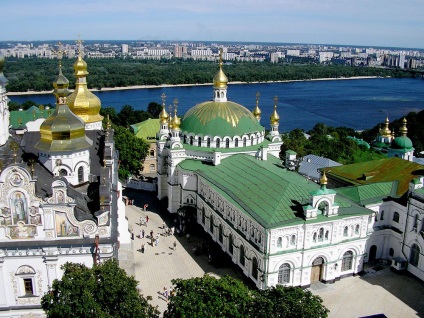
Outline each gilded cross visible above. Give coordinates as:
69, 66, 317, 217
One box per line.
10, 141, 19, 163
256, 92, 260, 105
274, 96, 279, 106
161, 93, 166, 107
173, 98, 179, 112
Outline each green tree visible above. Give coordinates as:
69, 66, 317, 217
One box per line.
147, 102, 163, 118
41, 259, 159, 318
163, 275, 329, 318
163, 275, 253, 318
254, 286, 329, 318
113, 124, 149, 179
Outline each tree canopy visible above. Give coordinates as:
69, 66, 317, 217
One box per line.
41, 259, 159, 318
163, 275, 328, 318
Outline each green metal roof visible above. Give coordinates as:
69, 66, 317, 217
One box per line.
391, 136, 413, 150
131, 118, 160, 142
324, 157, 424, 196
9, 106, 53, 129
182, 139, 274, 153
335, 181, 398, 205
179, 154, 370, 229
180, 100, 264, 137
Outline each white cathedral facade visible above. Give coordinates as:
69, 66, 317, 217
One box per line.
0, 53, 121, 317
156, 56, 424, 289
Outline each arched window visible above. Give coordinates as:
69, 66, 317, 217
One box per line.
343, 226, 348, 237
389, 248, 394, 257
318, 228, 324, 241
393, 212, 399, 223
278, 263, 290, 284
380, 210, 384, 220
202, 208, 205, 224
210, 215, 214, 233
239, 245, 245, 266
235, 139, 239, 147
354, 224, 360, 235
313, 232, 317, 242
374, 213, 378, 222
218, 224, 223, 243
277, 237, 282, 248
216, 138, 220, 148
150, 149, 155, 158
250, 136, 254, 145
190, 136, 194, 145
290, 235, 296, 246
341, 251, 353, 271
59, 169, 67, 176
243, 138, 247, 147
78, 166, 84, 183
149, 164, 155, 172
207, 138, 211, 148
229, 234, 233, 255
413, 214, 418, 229
252, 257, 258, 280
198, 137, 202, 146
410, 244, 420, 267
183, 135, 187, 144
325, 230, 329, 241
225, 138, 230, 148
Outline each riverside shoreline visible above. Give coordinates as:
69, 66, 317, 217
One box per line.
6, 76, 381, 96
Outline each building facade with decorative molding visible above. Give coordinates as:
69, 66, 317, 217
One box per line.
0, 50, 121, 317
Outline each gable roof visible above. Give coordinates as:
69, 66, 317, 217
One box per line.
131, 118, 160, 142
298, 154, 342, 181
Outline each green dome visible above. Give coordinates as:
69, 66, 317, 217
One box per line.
180, 101, 264, 137
391, 136, 413, 150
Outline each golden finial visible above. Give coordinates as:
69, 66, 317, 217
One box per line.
219, 48, 223, 67
320, 170, 328, 188
100, 196, 105, 210
161, 93, 166, 107
400, 117, 408, 136
10, 141, 19, 163
28, 158, 35, 177
252, 92, 261, 120
274, 95, 278, 107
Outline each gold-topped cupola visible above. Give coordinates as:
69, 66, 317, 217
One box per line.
213, 49, 228, 102
66, 39, 103, 130
53, 42, 71, 103
252, 92, 262, 122
270, 96, 280, 125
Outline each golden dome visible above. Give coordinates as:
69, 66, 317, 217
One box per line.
159, 108, 169, 124
400, 117, 408, 136
36, 97, 92, 152
252, 92, 261, 120
270, 105, 280, 125
66, 56, 103, 124
170, 109, 181, 130
379, 116, 391, 137
213, 51, 228, 89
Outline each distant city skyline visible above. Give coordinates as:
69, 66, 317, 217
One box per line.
4, 0, 424, 49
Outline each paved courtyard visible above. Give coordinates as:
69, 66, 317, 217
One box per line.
119, 189, 424, 317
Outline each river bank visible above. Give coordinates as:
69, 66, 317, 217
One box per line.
6, 76, 381, 96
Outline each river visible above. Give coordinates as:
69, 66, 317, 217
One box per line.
9, 78, 424, 132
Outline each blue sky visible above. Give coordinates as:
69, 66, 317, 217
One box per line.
2, 0, 424, 48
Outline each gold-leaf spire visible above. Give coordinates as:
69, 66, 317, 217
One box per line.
252, 92, 262, 120
213, 49, 228, 89
270, 96, 280, 125
170, 100, 181, 129
379, 115, 391, 137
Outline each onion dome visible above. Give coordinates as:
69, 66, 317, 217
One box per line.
270, 105, 280, 125
180, 101, 264, 137
391, 117, 413, 150
320, 170, 328, 186
36, 97, 92, 152
252, 92, 261, 120
379, 116, 391, 137
170, 109, 181, 130
66, 55, 103, 124
159, 108, 169, 124
213, 51, 228, 89
0, 55, 8, 86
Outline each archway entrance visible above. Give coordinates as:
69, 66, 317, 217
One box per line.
369, 245, 377, 261
311, 257, 324, 283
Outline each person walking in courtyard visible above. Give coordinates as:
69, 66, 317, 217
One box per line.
141, 243, 145, 253
142, 228, 145, 238
163, 287, 168, 301
131, 229, 134, 240
146, 215, 149, 224
173, 241, 177, 251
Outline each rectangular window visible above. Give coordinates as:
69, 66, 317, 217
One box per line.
23, 278, 34, 295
